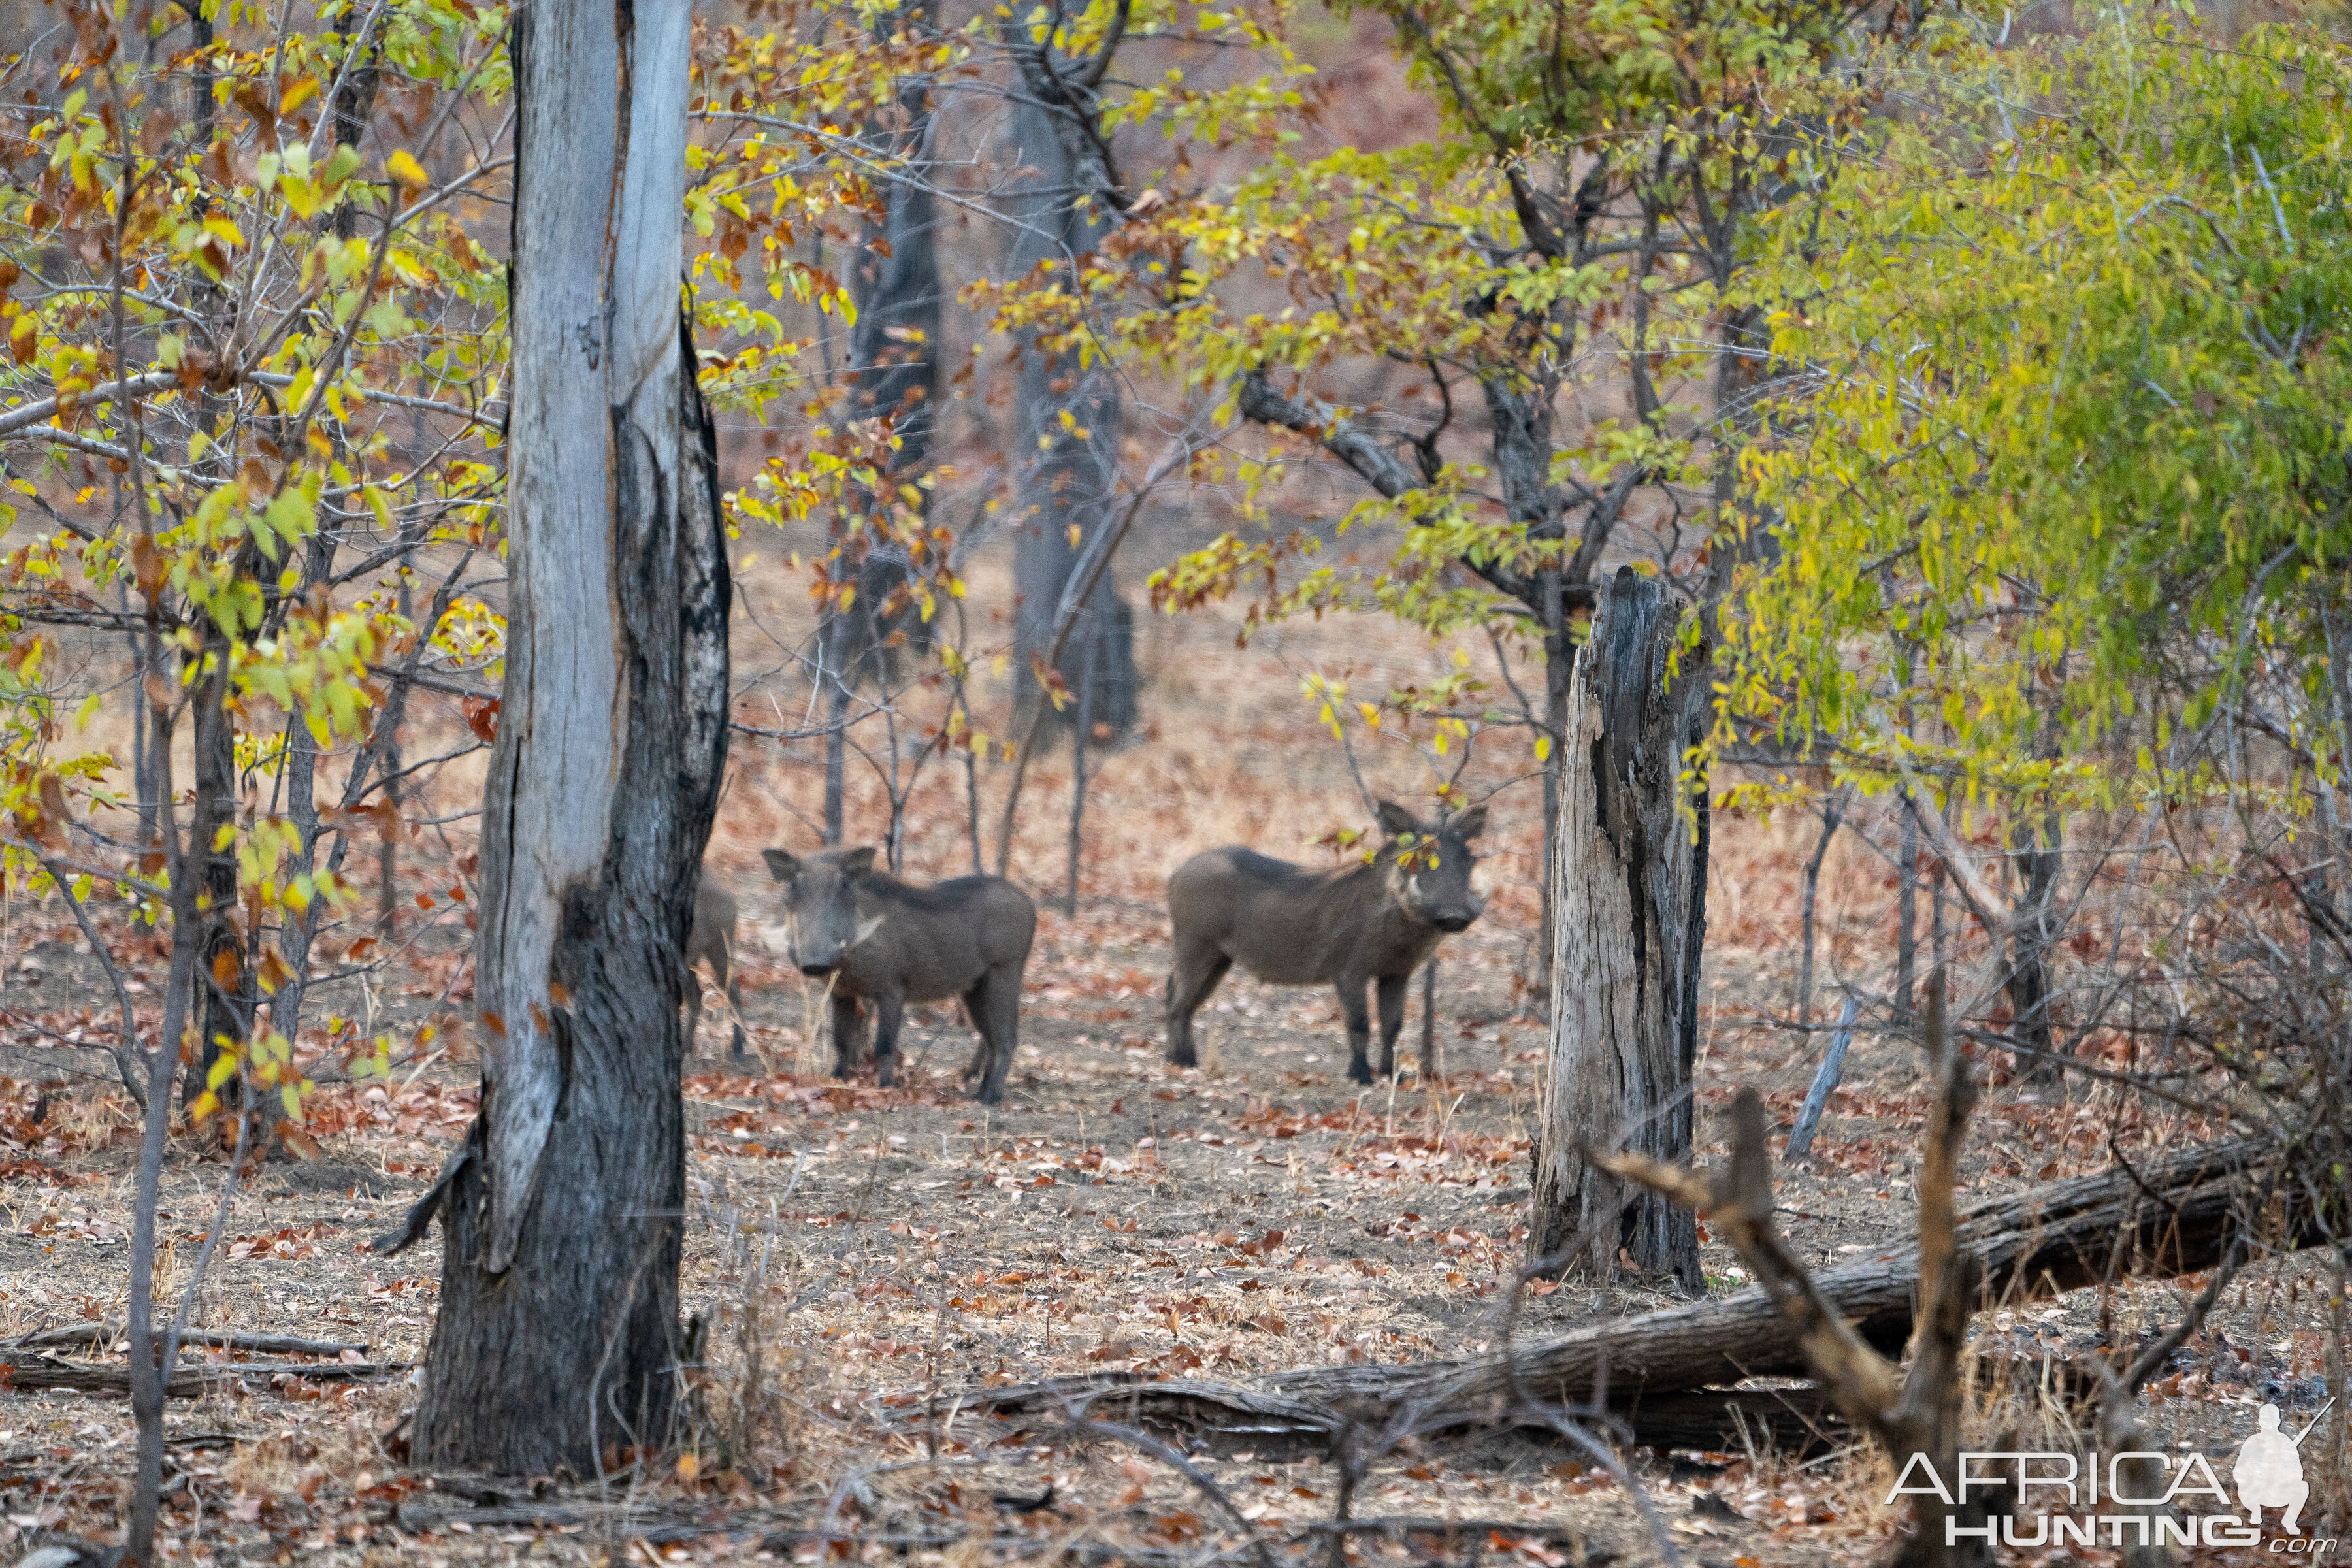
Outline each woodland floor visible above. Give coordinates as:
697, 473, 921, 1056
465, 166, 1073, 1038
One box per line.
0, 557, 2342, 1567
1, 891, 2339, 1568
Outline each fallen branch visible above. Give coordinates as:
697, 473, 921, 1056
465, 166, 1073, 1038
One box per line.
7, 1323, 370, 1358
0, 1354, 406, 1397
1595, 979, 1987, 1563
945, 1132, 2309, 1453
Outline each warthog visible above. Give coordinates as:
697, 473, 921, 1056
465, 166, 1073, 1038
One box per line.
1165, 801, 1488, 1083
762, 847, 1037, 1104
684, 874, 749, 1059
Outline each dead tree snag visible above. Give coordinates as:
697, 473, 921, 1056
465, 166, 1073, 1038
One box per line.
408, 3, 730, 1474
1530, 566, 1710, 1292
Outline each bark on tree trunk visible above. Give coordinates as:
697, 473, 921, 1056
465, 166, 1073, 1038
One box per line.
412, 3, 728, 1475
1797, 790, 1847, 1029
1897, 792, 1919, 1023
1008, 99, 1137, 740
376, 580, 408, 935
2007, 816, 2064, 1085
127, 604, 160, 851
821, 610, 851, 845
1529, 567, 1708, 1293
186, 635, 245, 1114
1064, 621, 1098, 913
1529, 571, 1571, 1003
842, 46, 941, 691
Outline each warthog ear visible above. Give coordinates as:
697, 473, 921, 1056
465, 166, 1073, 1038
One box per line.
1375, 800, 1420, 839
761, 849, 802, 882
841, 846, 879, 878
1450, 804, 1488, 840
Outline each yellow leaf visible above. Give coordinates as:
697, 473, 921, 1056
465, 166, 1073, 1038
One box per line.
386, 149, 429, 190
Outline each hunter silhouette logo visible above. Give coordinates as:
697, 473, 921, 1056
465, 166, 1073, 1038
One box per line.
2235, 1400, 2330, 1535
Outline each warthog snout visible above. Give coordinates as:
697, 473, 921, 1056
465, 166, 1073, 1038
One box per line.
765, 847, 879, 974
1396, 826, 1488, 937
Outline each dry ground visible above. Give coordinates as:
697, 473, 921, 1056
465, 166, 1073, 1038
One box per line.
0, 546, 2343, 1567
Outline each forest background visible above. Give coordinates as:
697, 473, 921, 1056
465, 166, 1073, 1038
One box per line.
0, 0, 2347, 1562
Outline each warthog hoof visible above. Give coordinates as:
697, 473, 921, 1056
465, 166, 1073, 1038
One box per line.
1348, 1057, 1375, 1085
1165, 1044, 1198, 1068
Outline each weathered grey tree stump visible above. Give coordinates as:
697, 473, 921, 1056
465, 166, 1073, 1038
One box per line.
406, 3, 730, 1475
1529, 567, 1710, 1292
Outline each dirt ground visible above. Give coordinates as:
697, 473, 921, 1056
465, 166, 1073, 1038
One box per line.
0, 553, 2343, 1567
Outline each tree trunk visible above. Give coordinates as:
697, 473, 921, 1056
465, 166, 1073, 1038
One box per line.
1063, 621, 1098, 913
186, 635, 245, 1114
821, 609, 851, 846
1797, 791, 1846, 1028
819, 63, 941, 851
412, 3, 728, 1475
377, 580, 408, 935
2006, 815, 2063, 1084
127, 604, 160, 851
1529, 568, 1571, 1002
842, 44, 942, 691
1897, 792, 1919, 1024
1529, 567, 1708, 1293
1008, 99, 1137, 740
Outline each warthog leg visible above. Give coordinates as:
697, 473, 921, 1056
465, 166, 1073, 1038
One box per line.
1376, 972, 1410, 1080
718, 932, 747, 1059
1164, 947, 1232, 1068
871, 993, 906, 1088
828, 992, 864, 1079
966, 962, 1023, 1105
683, 960, 706, 1051
1338, 979, 1375, 1085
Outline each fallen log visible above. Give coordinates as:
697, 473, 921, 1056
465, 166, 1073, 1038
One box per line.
968, 1375, 1846, 1460
951, 1136, 2311, 1454
6, 1322, 370, 1358
0, 1354, 407, 1398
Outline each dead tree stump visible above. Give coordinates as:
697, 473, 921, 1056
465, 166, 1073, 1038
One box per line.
1529, 567, 1709, 1292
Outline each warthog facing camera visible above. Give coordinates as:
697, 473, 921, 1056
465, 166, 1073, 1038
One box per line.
1165, 801, 1487, 1083
684, 874, 748, 1060
763, 847, 1036, 1104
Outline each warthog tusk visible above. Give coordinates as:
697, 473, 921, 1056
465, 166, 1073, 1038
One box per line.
851, 913, 886, 949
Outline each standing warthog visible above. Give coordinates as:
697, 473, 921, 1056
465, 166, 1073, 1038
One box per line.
1165, 801, 1488, 1083
762, 847, 1037, 1104
684, 874, 749, 1060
